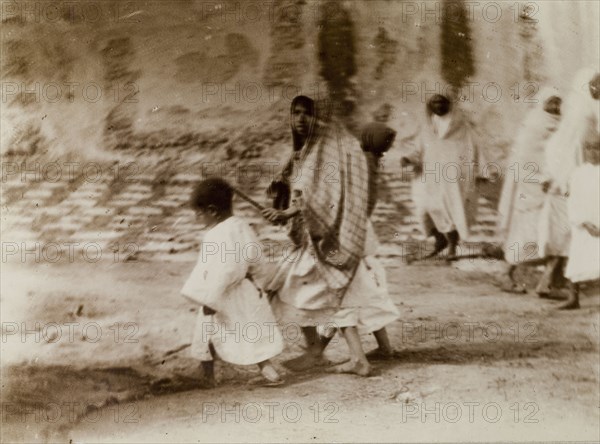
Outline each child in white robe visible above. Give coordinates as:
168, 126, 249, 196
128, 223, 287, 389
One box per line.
181, 178, 284, 386
564, 130, 600, 309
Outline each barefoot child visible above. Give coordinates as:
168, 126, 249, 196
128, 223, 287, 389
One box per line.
181, 178, 284, 386
563, 128, 600, 309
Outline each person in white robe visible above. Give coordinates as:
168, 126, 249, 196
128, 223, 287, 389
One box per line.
401, 94, 488, 258
537, 68, 600, 306
496, 88, 561, 293
181, 178, 284, 386
563, 123, 600, 309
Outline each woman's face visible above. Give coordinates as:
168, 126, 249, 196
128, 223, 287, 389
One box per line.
292, 102, 314, 137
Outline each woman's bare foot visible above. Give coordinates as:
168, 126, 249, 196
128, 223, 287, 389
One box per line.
330, 359, 371, 376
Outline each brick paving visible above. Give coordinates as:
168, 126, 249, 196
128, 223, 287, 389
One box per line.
1, 151, 500, 262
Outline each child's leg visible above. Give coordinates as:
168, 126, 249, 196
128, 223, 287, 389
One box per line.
198, 342, 216, 387
332, 326, 371, 376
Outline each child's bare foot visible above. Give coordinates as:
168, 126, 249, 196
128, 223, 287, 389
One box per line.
330, 360, 371, 376
365, 347, 395, 361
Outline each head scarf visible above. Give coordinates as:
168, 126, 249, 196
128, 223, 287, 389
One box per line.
545, 67, 600, 191
290, 95, 317, 151
360, 122, 397, 156
290, 96, 370, 292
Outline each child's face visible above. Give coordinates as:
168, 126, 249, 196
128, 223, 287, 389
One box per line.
194, 206, 220, 228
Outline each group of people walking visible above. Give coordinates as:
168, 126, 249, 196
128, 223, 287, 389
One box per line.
495, 68, 599, 309
179, 67, 599, 386
401, 69, 599, 311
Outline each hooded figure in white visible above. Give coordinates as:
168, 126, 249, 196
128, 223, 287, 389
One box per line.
497, 87, 562, 265
539, 68, 600, 257
538, 68, 599, 308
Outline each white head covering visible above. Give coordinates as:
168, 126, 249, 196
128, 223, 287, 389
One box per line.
545, 68, 600, 191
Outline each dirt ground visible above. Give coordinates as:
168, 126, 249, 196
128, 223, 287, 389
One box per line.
1, 253, 599, 443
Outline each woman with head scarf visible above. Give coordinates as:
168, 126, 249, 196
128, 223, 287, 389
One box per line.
361, 121, 397, 217
538, 68, 600, 308
262, 95, 397, 375
496, 88, 562, 293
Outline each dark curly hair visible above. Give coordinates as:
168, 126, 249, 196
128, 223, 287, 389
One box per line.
190, 177, 233, 215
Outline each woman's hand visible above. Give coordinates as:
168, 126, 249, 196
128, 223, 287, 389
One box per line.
261, 208, 282, 223
582, 222, 600, 237
261, 207, 299, 224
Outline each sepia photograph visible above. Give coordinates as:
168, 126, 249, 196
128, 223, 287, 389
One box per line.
0, 0, 599, 442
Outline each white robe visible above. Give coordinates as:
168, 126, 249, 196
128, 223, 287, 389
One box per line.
405, 110, 485, 239
181, 216, 284, 365
332, 231, 399, 335
497, 107, 559, 264
538, 69, 600, 257
565, 164, 600, 283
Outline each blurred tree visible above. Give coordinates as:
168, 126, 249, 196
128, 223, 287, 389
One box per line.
317, 1, 358, 131
441, 0, 475, 89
